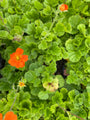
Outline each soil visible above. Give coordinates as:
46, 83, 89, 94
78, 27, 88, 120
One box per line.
0, 54, 5, 69
0, 53, 5, 78
55, 59, 68, 78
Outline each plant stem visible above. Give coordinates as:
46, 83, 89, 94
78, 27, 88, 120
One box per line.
10, 95, 17, 111
42, 8, 59, 40
0, 16, 9, 32
48, 10, 59, 33
10, 87, 18, 111
58, 105, 85, 120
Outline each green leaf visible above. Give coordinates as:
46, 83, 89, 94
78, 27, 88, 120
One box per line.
38, 91, 49, 100
0, 0, 8, 8
0, 99, 7, 112
68, 51, 82, 62
56, 75, 65, 88
86, 57, 90, 65
45, 61, 56, 74
50, 104, 58, 113
64, 23, 72, 33
81, 5, 90, 16
34, 0, 43, 10
72, 0, 85, 12
25, 70, 37, 83
38, 40, 47, 50
6, 15, 19, 30
77, 24, 86, 36
43, 6, 51, 15
0, 12, 4, 25
10, 26, 23, 35
18, 16, 30, 28
26, 23, 35, 35
84, 0, 90, 2
25, 36, 35, 44
86, 86, 90, 107
48, 45, 61, 56
7, 90, 16, 102
19, 108, 30, 118
8, 7, 15, 14
60, 88, 68, 100
52, 91, 63, 104
5, 46, 16, 61
30, 49, 38, 60
33, 78, 41, 87
0, 82, 11, 91
60, 47, 68, 59
73, 35, 84, 47
44, 0, 59, 7
68, 90, 79, 103
54, 22, 65, 37
71, 108, 87, 119
74, 94, 84, 106
67, 70, 81, 85
0, 30, 9, 39
69, 15, 86, 30
20, 99, 32, 110
56, 114, 69, 120
72, 0, 80, 9
86, 86, 90, 93
88, 110, 90, 119
85, 38, 90, 49
19, 43, 31, 55
29, 62, 40, 70
65, 39, 75, 51
44, 107, 52, 119
19, 91, 31, 101
31, 87, 41, 96
26, 9, 39, 21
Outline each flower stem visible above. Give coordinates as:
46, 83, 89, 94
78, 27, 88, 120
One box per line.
10, 87, 18, 111
0, 16, 9, 32
48, 10, 59, 32
58, 105, 85, 120
42, 7, 59, 40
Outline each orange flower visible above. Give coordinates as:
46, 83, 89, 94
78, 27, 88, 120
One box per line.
0, 111, 17, 120
59, 4, 68, 12
8, 48, 28, 68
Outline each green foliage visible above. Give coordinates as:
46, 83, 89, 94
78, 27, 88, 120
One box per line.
0, 0, 90, 119
0, 81, 11, 91
38, 91, 49, 100
34, 0, 43, 10
54, 22, 65, 37
44, 0, 59, 7
85, 38, 90, 49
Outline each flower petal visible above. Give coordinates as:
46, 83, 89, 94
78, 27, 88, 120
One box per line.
59, 4, 68, 11
21, 55, 28, 62
15, 61, 25, 68
16, 48, 24, 55
0, 113, 3, 120
10, 53, 16, 59
4, 111, 17, 120
8, 59, 17, 67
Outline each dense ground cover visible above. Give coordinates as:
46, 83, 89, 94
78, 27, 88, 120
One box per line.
0, 0, 90, 119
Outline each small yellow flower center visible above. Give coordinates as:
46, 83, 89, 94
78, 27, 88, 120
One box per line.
19, 82, 25, 87
16, 56, 20, 60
